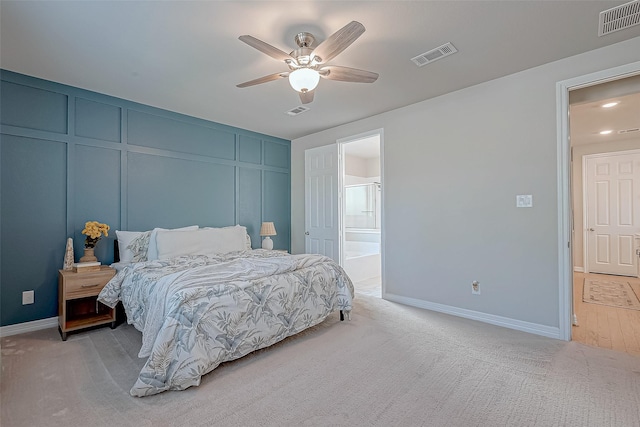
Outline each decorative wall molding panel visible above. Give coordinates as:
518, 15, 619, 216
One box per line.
0, 70, 291, 327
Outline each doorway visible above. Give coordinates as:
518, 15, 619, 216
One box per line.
567, 73, 640, 354
340, 132, 382, 298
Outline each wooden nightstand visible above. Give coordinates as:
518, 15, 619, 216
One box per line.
58, 266, 116, 341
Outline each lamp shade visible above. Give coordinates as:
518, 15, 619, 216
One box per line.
260, 222, 277, 236
288, 68, 320, 93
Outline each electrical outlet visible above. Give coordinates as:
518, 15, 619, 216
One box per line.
471, 281, 481, 295
22, 290, 34, 305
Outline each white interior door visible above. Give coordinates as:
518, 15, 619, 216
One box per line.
305, 144, 340, 261
585, 151, 640, 276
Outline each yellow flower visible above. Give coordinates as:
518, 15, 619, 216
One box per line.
99, 224, 110, 237
82, 221, 110, 240
81, 220, 110, 248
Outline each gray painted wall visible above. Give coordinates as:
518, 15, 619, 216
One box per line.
0, 70, 290, 327
291, 37, 640, 332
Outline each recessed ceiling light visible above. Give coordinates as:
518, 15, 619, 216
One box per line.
602, 102, 619, 108
599, 130, 613, 135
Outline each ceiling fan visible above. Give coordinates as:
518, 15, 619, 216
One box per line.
236, 21, 379, 104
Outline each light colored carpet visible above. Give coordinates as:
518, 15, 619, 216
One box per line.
583, 278, 640, 310
2, 294, 640, 427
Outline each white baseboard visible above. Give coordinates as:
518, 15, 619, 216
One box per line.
573, 266, 585, 273
0, 317, 58, 338
382, 293, 561, 340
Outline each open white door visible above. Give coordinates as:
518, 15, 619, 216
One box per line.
305, 144, 340, 262
585, 151, 640, 276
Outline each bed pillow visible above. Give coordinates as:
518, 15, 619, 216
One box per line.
128, 231, 152, 262
115, 230, 147, 263
236, 226, 252, 250
204, 225, 252, 250
156, 227, 247, 259
147, 225, 199, 261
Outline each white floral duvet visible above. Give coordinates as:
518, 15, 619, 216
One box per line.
98, 250, 354, 397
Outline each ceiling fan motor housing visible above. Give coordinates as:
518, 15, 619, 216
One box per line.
294, 32, 315, 48
292, 33, 320, 66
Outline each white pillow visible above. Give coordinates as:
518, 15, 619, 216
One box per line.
147, 225, 198, 260
115, 230, 145, 263
204, 225, 252, 250
156, 227, 247, 259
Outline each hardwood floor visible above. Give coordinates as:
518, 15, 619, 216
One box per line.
572, 271, 640, 356
353, 276, 381, 298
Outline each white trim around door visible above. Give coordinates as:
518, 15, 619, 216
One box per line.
337, 128, 385, 296
556, 60, 640, 341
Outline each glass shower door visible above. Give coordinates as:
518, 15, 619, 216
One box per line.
345, 184, 377, 229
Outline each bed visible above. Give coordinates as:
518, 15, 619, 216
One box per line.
98, 225, 354, 397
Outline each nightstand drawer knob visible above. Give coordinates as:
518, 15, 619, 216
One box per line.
81, 283, 100, 288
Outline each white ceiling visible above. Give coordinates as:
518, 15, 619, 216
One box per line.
571, 92, 640, 146
569, 74, 640, 146
1, 1, 639, 141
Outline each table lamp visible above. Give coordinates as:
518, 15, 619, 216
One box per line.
260, 222, 276, 250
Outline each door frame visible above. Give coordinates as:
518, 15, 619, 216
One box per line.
582, 149, 640, 275
337, 128, 385, 294
556, 60, 640, 341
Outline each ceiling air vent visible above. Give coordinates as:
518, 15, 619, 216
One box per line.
411, 42, 457, 67
618, 127, 640, 134
286, 106, 310, 116
598, 0, 640, 36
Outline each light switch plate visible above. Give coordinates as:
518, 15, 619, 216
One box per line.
516, 195, 533, 208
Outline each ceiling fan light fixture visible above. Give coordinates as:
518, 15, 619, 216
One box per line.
289, 68, 320, 93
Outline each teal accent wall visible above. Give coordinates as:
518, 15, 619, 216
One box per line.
0, 70, 291, 327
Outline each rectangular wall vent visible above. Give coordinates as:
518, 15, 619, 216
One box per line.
618, 127, 640, 134
286, 106, 310, 116
599, 0, 640, 36
411, 42, 457, 67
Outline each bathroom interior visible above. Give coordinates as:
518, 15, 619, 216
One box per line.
342, 135, 381, 296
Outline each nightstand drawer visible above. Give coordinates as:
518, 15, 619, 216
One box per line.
62, 268, 115, 299
65, 278, 108, 298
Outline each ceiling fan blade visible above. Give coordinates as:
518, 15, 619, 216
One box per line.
236, 72, 289, 88
311, 21, 365, 64
319, 66, 378, 83
299, 90, 315, 104
239, 35, 294, 63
